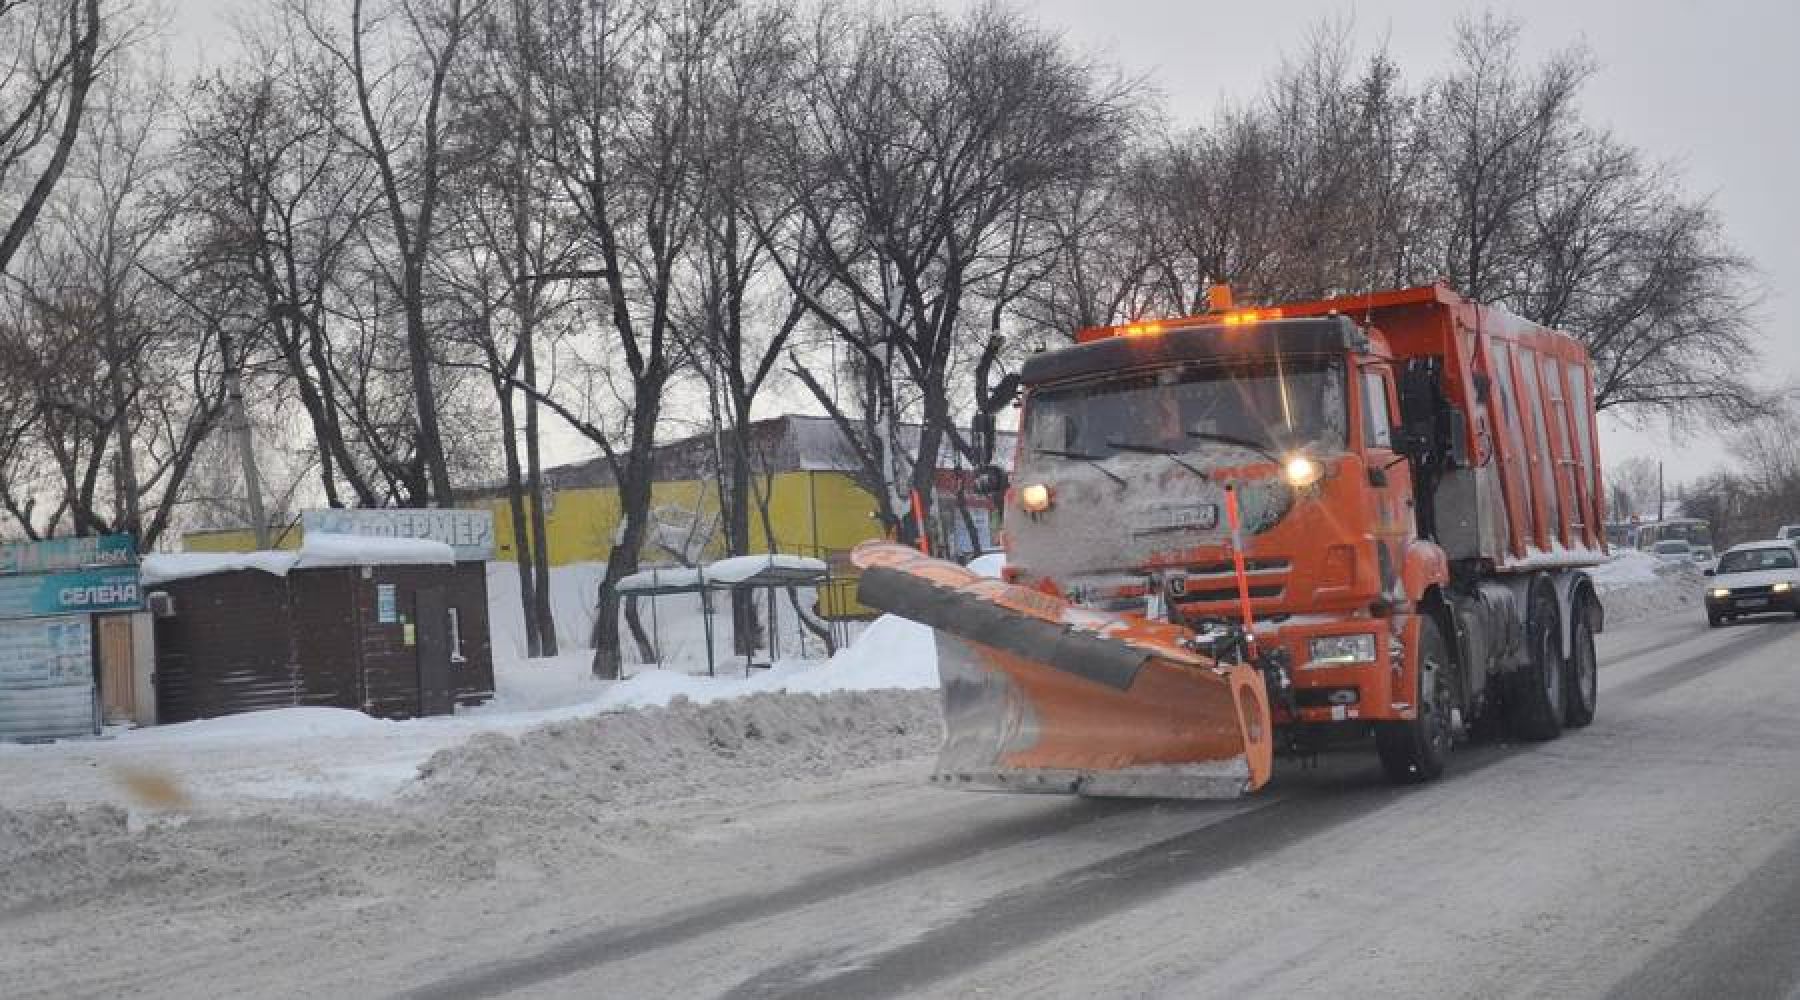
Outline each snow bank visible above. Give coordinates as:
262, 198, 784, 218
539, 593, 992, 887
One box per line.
141, 550, 299, 585
1592, 549, 1703, 624
1590, 549, 1664, 590
590, 613, 936, 711
413, 689, 942, 826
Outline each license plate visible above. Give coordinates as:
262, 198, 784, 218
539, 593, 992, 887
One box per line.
1737, 597, 1769, 608
1133, 503, 1219, 534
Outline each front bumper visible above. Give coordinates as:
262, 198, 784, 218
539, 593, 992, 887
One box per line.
1256, 616, 1412, 726
1705, 590, 1799, 616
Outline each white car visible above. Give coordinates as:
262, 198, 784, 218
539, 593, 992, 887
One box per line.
1650, 539, 1693, 564
1777, 524, 1800, 545
1703, 541, 1800, 626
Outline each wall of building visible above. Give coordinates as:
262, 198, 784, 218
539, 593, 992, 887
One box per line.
180, 470, 980, 571
488, 470, 884, 566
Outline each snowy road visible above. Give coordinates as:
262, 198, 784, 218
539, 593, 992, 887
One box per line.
8, 611, 1800, 999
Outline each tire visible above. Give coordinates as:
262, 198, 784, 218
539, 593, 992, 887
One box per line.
1707, 612, 1723, 628
1377, 617, 1454, 783
1564, 612, 1597, 729
1507, 582, 1565, 742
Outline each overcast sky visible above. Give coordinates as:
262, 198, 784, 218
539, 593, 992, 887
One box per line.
171, 0, 1800, 481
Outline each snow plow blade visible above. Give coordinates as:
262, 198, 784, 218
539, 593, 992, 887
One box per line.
852, 542, 1272, 798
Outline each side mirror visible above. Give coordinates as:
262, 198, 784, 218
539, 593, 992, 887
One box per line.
1702, 567, 1715, 577
973, 464, 1008, 497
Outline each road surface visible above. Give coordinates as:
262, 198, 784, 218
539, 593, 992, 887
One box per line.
9, 611, 1800, 999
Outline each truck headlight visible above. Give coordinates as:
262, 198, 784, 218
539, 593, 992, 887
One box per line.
1309, 633, 1377, 665
1776, 582, 1794, 594
1284, 455, 1323, 488
1019, 482, 1052, 513
1709, 587, 1731, 599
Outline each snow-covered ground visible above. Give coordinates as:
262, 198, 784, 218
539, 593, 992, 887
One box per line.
0, 547, 1688, 816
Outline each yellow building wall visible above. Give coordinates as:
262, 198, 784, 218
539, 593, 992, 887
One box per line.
181, 473, 887, 596
181, 525, 303, 553
487, 470, 886, 567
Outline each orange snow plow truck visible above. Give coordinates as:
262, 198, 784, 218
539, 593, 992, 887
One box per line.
854, 284, 1607, 798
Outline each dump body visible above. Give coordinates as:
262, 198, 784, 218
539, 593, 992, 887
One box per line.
858, 283, 1608, 797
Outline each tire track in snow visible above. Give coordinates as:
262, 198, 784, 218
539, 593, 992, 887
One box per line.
402, 796, 1198, 1000
729, 621, 1800, 1000
414, 620, 1796, 1000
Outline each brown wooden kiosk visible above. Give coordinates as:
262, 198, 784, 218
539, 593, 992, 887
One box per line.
141, 535, 493, 723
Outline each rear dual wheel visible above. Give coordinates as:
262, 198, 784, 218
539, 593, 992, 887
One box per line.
1507, 583, 1565, 742
1376, 618, 1453, 784
1563, 612, 1597, 729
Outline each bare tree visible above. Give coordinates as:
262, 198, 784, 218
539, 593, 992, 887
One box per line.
777, 2, 1131, 543
5, 58, 226, 545
295, 0, 490, 506
528, 0, 722, 677
0, 0, 104, 275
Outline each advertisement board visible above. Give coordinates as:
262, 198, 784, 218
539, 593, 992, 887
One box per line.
302, 509, 495, 561
0, 567, 143, 619
0, 534, 137, 576
0, 615, 96, 741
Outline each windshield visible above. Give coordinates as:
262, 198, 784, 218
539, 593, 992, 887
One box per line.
1718, 547, 1797, 573
1024, 358, 1346, 461
1653, 541, 1689, 554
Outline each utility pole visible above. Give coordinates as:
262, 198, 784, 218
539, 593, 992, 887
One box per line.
220, 329, 270, 549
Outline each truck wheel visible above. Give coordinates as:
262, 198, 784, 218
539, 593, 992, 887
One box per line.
1507, 584, 1565, 742
1563, 615, 1597, 729
1376, 617, 1453, 783
1707, 612, 1723, 628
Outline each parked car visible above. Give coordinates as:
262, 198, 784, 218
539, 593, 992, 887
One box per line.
1690, 544, 1716, 565
1777, 524, 1800, 544
1703, 540, 1800, 626
1651, 539, 1693, 564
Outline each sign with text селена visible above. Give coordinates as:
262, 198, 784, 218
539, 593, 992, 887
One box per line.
0, 534, 137, 576
0, 567, 142, 619
302, 508, 495, 561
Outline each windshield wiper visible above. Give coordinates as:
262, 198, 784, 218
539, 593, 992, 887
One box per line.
1033, 447, 1126, 487
1104, 439, 1211, 483
1185, 430, 1282, 465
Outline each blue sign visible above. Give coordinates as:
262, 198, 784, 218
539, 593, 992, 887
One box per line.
0, 534, 137, 576
0, 567, 142, 619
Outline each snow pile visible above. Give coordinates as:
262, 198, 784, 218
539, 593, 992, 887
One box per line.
1589, 549, 1666, 591
140, 550, 299, 585
590, 613, 936, 711
414, 689, 942, 826
1593, 549, 1703, 624
295, 532, 455, 568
